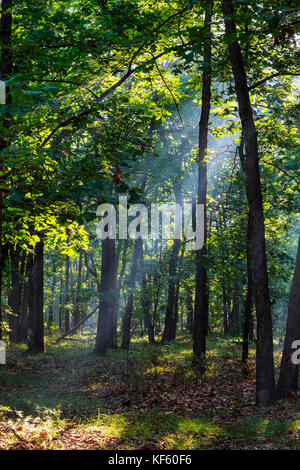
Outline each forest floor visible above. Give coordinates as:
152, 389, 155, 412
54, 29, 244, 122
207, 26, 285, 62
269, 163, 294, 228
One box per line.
0, 333, 299, 450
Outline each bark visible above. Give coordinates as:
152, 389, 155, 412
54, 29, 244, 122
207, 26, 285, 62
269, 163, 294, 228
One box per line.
95, 238, 117, 354
222, 0, 275, 404
278, 237, 300, 397
28, 240, 44, 353
193, 3, 212, 366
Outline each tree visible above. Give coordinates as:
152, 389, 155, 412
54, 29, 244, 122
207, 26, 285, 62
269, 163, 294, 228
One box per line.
222, 0, 276, 404
28, 238, 44, 353
193, 2, 212, 368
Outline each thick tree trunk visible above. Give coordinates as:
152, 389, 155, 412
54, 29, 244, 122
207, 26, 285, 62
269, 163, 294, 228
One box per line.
193, 4, 212, 367
222, 0, 275, 404
278, 237, 300, 397
28, 240, 44, 353
95, 238, 117, 354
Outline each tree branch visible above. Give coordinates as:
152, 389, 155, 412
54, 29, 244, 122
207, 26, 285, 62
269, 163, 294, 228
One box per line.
261, 159, 299, 182
248, 70, 300, 91
55, 305, 99, 343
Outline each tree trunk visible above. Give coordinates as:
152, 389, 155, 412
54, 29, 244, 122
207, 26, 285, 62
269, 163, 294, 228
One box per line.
95, 238, 117, 354
278, 236, 300, 397
28, 240, 44, 353
222, 0, 275, 404
193, 3, 212, 367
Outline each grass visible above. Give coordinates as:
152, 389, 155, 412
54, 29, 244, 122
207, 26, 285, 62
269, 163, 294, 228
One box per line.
0, 332, 299, 449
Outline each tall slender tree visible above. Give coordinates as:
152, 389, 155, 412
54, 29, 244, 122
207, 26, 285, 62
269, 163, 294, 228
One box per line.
222, 0, 276, 404
193, 2, 213, 368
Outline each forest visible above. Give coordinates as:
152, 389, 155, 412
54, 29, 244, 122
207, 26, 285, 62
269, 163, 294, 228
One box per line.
0, 0, 299, 452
